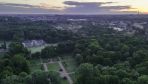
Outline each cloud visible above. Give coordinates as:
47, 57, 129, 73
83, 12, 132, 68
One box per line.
64, 1, 114, 6
0, 3, 60, 14
0, 1, 137, 14
63, 1, 136, 14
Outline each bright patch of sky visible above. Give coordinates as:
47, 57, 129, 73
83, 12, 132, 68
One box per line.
0, 0, 147, 14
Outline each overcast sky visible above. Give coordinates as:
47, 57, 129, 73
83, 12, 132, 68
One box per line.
0, 0, 147, 14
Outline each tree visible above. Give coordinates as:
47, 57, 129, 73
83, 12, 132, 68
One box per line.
138, 75, 148, 84
11, 54, 30, 74
31, 52, 41, 59
25, 71, 61, 84
99, 75, 120, 84
131, 50, 148, 66
1, 75, 23, 84
75, 63, 97, 84
41, 46, 57, 58
136, 61, 148, 75
88, 39, 102, 53
57, 41, 75, 54
121, 78, 136, 84
8, 42, 29, 56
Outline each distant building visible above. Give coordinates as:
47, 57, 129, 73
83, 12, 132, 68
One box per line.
67, 19, 87, 21
22, 40, 46, 48
113, 27, 124, 31
133, 23, 144, 29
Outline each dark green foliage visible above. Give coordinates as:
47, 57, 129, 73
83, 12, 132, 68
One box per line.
11, 54, 30, 74
1, 16, 148, 84
57, 41, 75, 54
8, 42, 30, 56
1, 71, 61, 84
0, 16, 78, 43
41, 46, 57, 58
74, 35, 148, 84
0, 42, 30, 83
25, 71, 61, 84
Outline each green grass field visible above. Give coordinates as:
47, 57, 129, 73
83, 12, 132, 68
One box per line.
29, 59, 42, 72
29, 56, 76, 84
47, 63, 60, 72
61, 79, 69, 84
28, 45, 46, 54
28, 44, 57, 54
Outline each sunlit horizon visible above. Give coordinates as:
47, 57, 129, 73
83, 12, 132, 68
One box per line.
0, 0, 148, 14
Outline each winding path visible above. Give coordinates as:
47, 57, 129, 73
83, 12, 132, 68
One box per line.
58, 57, 73, 84
43, 63, 48, 72
41, 57, 74, 84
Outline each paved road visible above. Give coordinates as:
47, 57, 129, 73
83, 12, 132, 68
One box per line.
43, 63, 48, 72
40, 57, 48, 72
58, 57, 73, 84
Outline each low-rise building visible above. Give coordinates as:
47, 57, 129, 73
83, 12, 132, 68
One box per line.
22, 40, 46, 48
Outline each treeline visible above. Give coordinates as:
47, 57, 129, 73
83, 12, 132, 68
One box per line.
1, 16, 148, 84
0, 28, 78, 43
0, 42, 61, 84
32, 34, 148, 84
31, 40, 75, 59
37, 34, 148, 84
0, 17, 78, 43
73, 35, 148, 84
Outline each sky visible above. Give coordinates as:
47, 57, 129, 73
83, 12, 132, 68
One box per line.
0, 0, 148, 14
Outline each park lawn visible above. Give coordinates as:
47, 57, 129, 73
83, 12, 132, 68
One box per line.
47, 63, 60, 72
28, 46, 45, 54
28, 44, 57, 54
29, 59, 42, 72
61, 79, 69, 84
62, 57, 78, 73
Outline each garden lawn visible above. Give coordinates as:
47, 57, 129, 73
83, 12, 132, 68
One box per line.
61, 79, 69, 84
28, 46, 45, 54
28, 44, 57, 54
29, 59, 42, 72
47, 63, 60, 72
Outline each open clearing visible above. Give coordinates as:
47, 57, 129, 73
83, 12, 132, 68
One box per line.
28, 44, 57, 54
28, 44, 48, 54
47, 63, 60, 71
61, 78, 69, 84
29, 55, 77, 84
29, 59, 42, 72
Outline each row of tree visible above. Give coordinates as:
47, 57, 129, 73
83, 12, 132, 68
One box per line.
0, 42, 61, 84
